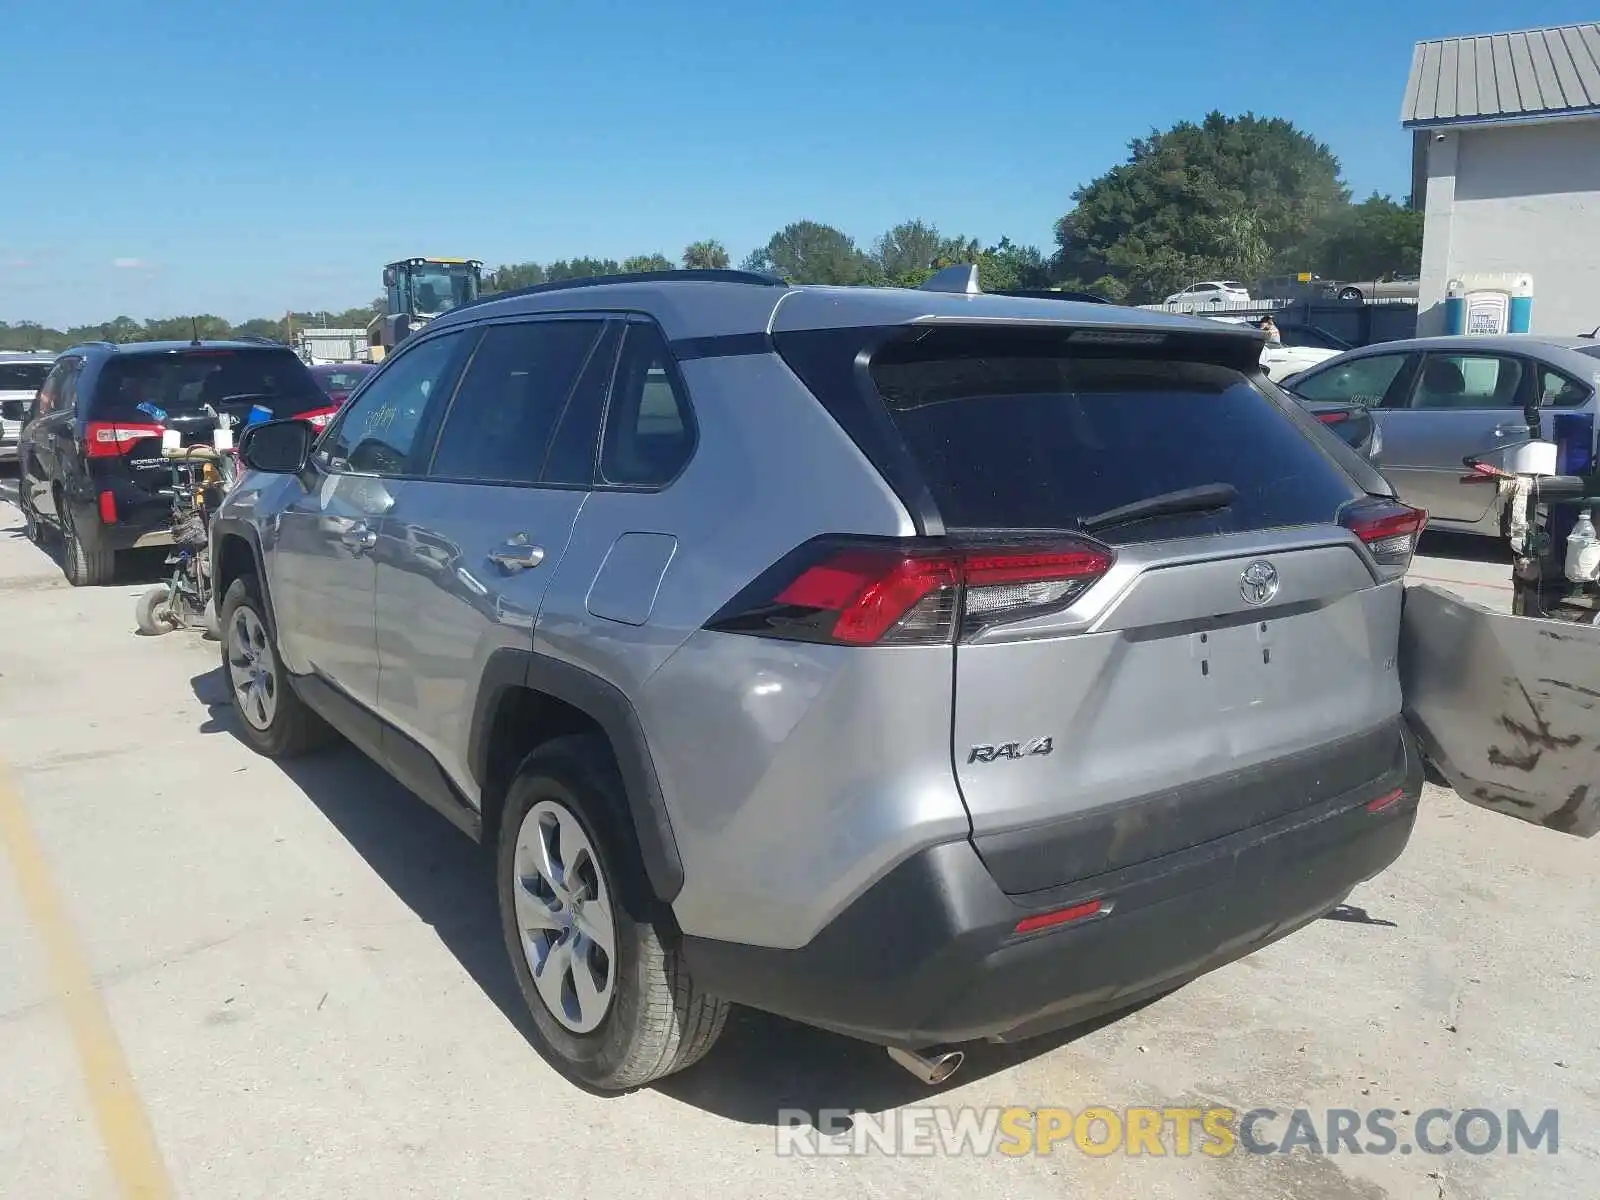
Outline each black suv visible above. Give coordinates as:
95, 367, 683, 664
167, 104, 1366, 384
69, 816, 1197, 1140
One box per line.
17, 340, 334, 585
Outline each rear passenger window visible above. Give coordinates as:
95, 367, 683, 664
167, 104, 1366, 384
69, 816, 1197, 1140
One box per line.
867, 332, 1361, 544
428, 320, 606, 485
599, 323, 695, 487
1409, 354, 1523, 409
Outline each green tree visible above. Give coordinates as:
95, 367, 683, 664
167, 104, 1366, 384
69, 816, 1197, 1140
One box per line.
483, 262, 547, 293
1309, 194, 1424, 281
1055, 112, 1349, 302
682, 239, 730, 270
544, 257, 622, 282
621, 253, 675, 273
744, 221, 876, 285
974, 237, 1052, 291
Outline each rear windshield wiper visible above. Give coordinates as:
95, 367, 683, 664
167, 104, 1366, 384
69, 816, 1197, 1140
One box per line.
1078, 483, 1238, 535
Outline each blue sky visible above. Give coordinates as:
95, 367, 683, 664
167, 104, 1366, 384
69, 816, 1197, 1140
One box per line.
1, 1, 1593, 326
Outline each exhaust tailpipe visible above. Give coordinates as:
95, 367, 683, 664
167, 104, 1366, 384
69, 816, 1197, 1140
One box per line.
886, 1045, 964, 1086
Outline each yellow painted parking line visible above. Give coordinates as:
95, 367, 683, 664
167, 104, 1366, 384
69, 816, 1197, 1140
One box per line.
0, 764, 173, 1199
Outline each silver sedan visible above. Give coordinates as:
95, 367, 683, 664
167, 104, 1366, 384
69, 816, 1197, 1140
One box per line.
1283, 334, 1600, 537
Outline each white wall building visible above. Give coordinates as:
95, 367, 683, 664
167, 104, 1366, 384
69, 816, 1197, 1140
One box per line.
1403, 22, 1600, 337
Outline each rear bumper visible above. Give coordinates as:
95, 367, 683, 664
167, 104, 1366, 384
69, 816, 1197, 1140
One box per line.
682, 724, 1423, 1048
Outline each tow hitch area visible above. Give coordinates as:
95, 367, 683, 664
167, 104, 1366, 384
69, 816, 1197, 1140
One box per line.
1401, 584, 1600, 837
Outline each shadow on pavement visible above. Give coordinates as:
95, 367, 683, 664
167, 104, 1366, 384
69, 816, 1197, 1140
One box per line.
188, 663, 1154, 1123
1418, 529, 1509, 565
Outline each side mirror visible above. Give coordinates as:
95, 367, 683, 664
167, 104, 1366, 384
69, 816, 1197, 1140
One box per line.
238, 418, 315, 475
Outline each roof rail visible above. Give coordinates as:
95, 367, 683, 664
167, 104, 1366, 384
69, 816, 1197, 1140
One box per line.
458, 268, 788, 313
76, 340, 118, 351
233, 334, 284, 344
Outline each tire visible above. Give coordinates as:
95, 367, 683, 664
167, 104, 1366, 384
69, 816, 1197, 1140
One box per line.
135, 584, 178, 636
497, 735, 728, 1092
1338, 286, 1364, 302
61, 500, 116, 587
218, 574, 335, 757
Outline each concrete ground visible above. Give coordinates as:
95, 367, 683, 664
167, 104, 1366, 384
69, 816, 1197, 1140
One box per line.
0, 485, 1594, 1200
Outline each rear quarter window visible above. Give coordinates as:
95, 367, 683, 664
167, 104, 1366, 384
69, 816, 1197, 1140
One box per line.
866, 335, 1362, 543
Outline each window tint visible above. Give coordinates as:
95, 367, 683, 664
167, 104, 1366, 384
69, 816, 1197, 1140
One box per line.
1409, 354, 1523, 409
34, 361, 67, 414
57, 359, 83, 414
867, 337, 1360, 544
1291, 354, 1408, 408
428, 320, 605, 484
323, 331, 472, 475
95, 348, 320, 418
541, 321, 621, 486
1277, 326, 1348, 351
1538, 366, 1591, 409
599, 323, 694, 487
0, 363, 51, 391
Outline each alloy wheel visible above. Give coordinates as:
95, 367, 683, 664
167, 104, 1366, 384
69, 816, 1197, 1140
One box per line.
226, 604, 278, 731
511, 800, 617, 1034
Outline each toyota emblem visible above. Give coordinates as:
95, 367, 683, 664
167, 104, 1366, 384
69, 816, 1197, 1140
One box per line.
1240, 560, 1279, 606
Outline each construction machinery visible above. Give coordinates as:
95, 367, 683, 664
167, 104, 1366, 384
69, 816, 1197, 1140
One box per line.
367, 257, 483, 361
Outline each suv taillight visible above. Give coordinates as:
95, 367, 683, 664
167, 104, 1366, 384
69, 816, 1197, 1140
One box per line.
293, 405, 339, 429
1341, 498, 1427, 568
83, 420, 163, 458
707, 538, 1114, 646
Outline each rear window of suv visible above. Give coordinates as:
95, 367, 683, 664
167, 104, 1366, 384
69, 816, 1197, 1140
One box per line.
864, 330, 1361, 543
94, 348, 320, 417
0, 363, 51, 391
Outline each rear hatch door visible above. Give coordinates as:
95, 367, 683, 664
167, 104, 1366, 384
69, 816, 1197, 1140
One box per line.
860, 324, 1415, 894
1401, 585, 1600, 837
92, 347, 323, 500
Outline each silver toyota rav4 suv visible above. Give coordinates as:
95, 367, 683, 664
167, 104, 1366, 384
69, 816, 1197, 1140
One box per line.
211, 267, 1433, 1092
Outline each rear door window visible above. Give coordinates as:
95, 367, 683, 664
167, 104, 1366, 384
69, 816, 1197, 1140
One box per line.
867, 334, 1361, 543
1407, 354, 1524, 410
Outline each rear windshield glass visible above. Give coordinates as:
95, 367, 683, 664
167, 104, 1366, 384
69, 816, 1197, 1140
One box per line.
0, 363, 51, 391
868, 340, 1360, 543
1577, 345, 1600, 361
96, 349, 319, 416
314, 367, 373, 392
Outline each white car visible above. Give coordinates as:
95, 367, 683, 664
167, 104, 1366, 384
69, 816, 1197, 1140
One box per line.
1260, 342, 1342, 382
1164, 280, 1251, 311
0, 352, 55, 463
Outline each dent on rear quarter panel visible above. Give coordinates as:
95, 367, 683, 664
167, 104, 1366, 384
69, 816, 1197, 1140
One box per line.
638, 631, 970, 950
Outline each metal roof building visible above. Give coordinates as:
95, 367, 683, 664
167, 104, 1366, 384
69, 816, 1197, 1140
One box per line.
1402, 22, 1600, 338
1402, 23, 1600, 128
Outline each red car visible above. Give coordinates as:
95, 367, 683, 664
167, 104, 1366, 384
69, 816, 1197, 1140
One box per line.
306, 362, 377, 422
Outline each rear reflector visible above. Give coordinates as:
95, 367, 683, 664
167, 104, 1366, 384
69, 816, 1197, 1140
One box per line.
711, 537, 1114, 646
1015, 898, 1106, 935
1315, 410, 1351, 424
1339, 498, 1427, 569
1366, 787, 1405, 814
97, 491, 117, 525
84, 420, 164, 458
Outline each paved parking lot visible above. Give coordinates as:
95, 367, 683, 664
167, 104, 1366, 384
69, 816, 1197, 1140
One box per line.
0, 488, 1594, 1200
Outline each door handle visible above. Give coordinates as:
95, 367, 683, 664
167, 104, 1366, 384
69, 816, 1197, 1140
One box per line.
1493, 424, 1531, 438
340, 522, 377, 551
488, 541, 545, 573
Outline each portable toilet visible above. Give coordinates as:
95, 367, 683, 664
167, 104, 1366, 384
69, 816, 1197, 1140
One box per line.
1444, 272, 1533, 335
